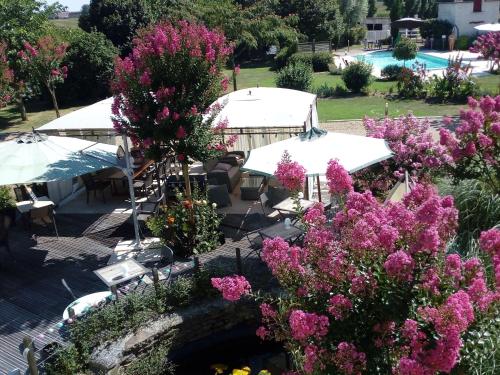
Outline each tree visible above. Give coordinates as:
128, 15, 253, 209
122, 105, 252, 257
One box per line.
79, 0, 151, 54
111, 21, 234, 197
0, 42, 14, 107
393, 37, 417, 65
18, 35, 68, 117
389, 0, 404, 37
56, 29, 118, 103
404, 0, 421, 17
0, 0, 62, 120
367, 0, 376, 17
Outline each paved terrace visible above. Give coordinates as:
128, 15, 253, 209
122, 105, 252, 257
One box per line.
0, 212, 267, 374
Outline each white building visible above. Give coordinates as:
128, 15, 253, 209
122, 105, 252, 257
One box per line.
438, 0, 500, 36
364, 17, 391, 42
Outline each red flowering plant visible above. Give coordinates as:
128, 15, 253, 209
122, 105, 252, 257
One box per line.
111, 21, 235, 198
470, 32, 500, 72
439, 96, 500, 191
212, 160, 500, 374
18, 35, 68, 117
355, 115, 450, 198
0, 42, 14, 108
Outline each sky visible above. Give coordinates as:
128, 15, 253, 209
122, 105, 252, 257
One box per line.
49, 0, 89, 12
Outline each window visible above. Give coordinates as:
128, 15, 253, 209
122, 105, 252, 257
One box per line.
374, 24, 383, 30
473, 0, 482, 12
367, 24, 374, 30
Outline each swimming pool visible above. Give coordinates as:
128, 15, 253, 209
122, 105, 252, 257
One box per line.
356, 51, 450, 70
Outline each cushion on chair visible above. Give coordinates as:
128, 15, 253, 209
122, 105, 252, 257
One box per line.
214, 162, 232, 172
207, 184, 232, 208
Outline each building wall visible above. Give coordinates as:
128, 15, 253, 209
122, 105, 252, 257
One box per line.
438, 0, 500, 36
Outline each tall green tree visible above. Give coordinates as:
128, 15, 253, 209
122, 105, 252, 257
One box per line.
0, 0, 61, 120
367, 0, 376, 17
79, 0, 151, 54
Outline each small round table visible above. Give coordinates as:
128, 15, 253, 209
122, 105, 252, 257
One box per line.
63, 291, 112, 320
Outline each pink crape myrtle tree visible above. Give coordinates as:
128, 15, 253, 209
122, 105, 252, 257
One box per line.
439, 96, 500, 192
354, 115, 450, 198
470, 32, 500, 72
212, 157, 500, 374
111, 21, 235, 197
0, 42, 13, 108
18, 36, 68, 118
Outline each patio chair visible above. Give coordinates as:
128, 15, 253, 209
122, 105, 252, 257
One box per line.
207, 184, 232, 208
137, 193, 165, 236
29, 205, 59, 238
134, 171, 154, 197
0, 214, 14, 261
81, 173, 111, 204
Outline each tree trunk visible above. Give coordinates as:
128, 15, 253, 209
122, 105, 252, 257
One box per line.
182, 161, 191, 199
18, 97, 27, 121
47, 84, 60, 118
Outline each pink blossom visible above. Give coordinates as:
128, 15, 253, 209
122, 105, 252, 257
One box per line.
274, 151, 306, 192
211, 275, 251, 301
288, 310, 329, 341
479, 228, 500, 256
175, 126, 187, 139
384, 250, 415, 282
326, 159, 353, 195
333, 342, 367, 375
256, 326, 268, 340
327, 294, 352, 320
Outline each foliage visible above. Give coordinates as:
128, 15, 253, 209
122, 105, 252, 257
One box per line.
470, 32, 500, 72
380, 64, 403, 81
289, 52, 332, 72
427, 55, 479, 103
442, 179, 500, 256
367, 0, 376, 17
79, 0, 151, 54
213, 165, 500, 374
456, 35, 474, 51
420, 18, 453, 41
439, 96, 500, 191
393, 37, 418, 63
147, 189, 222, 257
0, 42, 13, 107
341, 61, 372, 93
275, 61, 313, 92
328, 61, 342, 75
396, 64, 426, 98
313, 83, 349, 98
0, 186, 15, 211
56, 29, 118, 103
45, 344, 83, 375
124, 341, 176, 375
356, 114, 449, 197
347, 25, 368, 45
17, 35, 68, 117
111, 21, 233, 168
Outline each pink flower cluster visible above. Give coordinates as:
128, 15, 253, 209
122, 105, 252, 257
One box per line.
439, 96, 499, 185
325, 159, 353, 196
111, 21, 233, 157
384, 250, 415, 282
275, 151, 306, 192
0, 42, 13, 107
470, 32, 500, 70
480, 228, 500, 287
288, 309, 329, 341
333, 342, 367, 375
210, 275, 251, 301
327, 294, 352, 320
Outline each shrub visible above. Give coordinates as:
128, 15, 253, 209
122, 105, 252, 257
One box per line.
289, 51, 332, 72
273, 43, 298, 69
427, 56, 479, 103
275, 61, 313, 91
420, 19, 454, 40
380, 64, 403, 81
0, 187, 15, 211
341, 61, 372, 93
57, 29, 118, 104
456, 35, 474, 51
124, 341, 176, 375
313, 83, 336, 98
393, 37, 417, 63
396, 63, 426, 98
348, 25, 367, 44
470, 32, 500, 72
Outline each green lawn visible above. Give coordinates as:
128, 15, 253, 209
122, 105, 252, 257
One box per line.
0, 103, 85, 134
227, 65, 500, 121
50, 17, 80, 29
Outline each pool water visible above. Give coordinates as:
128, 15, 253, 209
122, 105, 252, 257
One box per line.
356, 50, 450, 70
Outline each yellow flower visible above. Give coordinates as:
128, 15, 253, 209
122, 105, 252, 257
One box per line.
232, 367, 251, 375
210, 363, 228, 374
258, 371, 271, 375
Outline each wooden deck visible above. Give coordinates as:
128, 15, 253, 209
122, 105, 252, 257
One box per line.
0, 212, 268, 373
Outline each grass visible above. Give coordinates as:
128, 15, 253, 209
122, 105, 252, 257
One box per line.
50, 17, 80, 29
227, 64, 500, 121
0, 102, 86, 134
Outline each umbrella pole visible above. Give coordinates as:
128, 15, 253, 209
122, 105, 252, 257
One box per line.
121, 133, 141, 248
316, 175, 322, 202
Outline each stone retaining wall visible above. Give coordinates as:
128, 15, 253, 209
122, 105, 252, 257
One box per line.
89, 298, 259, 373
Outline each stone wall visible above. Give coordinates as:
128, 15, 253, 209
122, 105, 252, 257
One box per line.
89, 298, 259, 373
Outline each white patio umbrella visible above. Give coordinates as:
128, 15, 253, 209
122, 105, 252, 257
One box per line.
0, 133, 120, 186
242, 129, 393, 199
474, 24, 500, 32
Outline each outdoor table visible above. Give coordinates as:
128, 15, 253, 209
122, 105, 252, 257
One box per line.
97, 167, 127, 194
62, 291, 112, 320
272, 197, 319, 214
94, 258, 149, 288
259, 221, 304, 243
15, 198, 54, 214
240, 175, 264, 200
